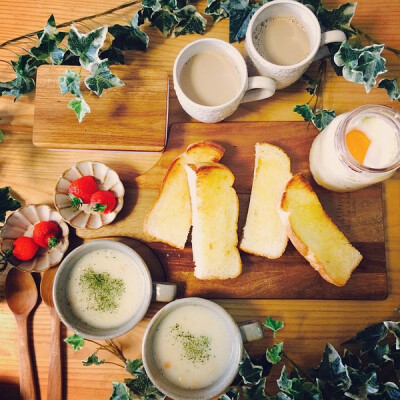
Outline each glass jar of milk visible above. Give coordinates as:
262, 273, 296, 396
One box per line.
309, 105, 400, 191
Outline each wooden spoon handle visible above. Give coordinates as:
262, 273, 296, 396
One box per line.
16, 316, 37, 400
48, 308, 62, 400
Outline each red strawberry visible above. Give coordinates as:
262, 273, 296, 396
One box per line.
12, 236, 39, 261
68, 176, 98, 209
90, 190, 116, 214
33, 221, 60, 248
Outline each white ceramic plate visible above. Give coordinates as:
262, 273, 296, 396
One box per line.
54, 161, 125, 229
0, 204, 69, 272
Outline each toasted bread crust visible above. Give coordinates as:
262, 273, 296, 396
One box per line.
143, 141, 225, 249
280, 173, 362, 287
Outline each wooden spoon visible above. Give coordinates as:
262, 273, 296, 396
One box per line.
40, 267, 62, 400
5, 267, 38, 400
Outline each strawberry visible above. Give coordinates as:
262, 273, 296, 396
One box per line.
12, 236, 39, 261
33, 221, 60, 248
90, 190, 116, 214
68, 176, 98, 210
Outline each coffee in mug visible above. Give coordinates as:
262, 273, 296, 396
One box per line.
179, 50, 242, 106
254, 16, 310, 66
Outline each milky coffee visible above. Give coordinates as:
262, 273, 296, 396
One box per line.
254, 16, 310, 66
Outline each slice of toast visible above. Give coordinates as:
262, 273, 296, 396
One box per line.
143, 141, 225, 249
240, 143, 292, 258
279, 173, 362, 286
185, 162, 242, 280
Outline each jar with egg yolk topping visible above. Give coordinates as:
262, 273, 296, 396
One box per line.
309, 105, 400, 192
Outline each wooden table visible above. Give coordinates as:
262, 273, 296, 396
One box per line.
1, 1, 399, 399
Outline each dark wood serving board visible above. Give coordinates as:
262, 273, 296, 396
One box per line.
78, 122, 388, 300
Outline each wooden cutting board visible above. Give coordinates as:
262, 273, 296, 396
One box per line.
32, 65, 168, 151
78, 122, 388, 300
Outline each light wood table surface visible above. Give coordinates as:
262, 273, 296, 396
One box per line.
1, 1, 399, 399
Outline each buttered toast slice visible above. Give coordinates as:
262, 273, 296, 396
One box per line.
143, 141, 225, 249
279, 174, 362, 286
240, 143, 292, 258
185, 162, 242, 280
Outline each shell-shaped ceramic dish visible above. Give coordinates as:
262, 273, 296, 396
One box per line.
54, 161, 125, 229
0, 204, 69, 272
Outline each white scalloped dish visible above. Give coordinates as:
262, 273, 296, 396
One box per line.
0, 204, 69, 272
54, 161, 125, 229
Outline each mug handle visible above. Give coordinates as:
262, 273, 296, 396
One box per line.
314, 29, 347, 61
241, 76, 276, 104
152, 282, 177, 302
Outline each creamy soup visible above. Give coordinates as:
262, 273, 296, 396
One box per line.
254, 16, 310, 66
66, 248, 144, 329
179, 50, 242, 106
152, 304, 233, 389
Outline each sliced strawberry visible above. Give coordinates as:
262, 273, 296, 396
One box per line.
68, 176, 98, 206
90, 190, 116, 214
12, 236, 39, 261
33, 221, 60, 248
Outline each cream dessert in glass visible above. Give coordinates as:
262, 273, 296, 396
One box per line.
309, 105, 400, 191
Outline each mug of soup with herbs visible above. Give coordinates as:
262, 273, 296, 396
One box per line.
53, 240, 177, 340
142, 297, 264, 400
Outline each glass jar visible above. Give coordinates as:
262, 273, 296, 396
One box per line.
309, 104, 400, 192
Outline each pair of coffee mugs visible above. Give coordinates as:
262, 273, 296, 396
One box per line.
173, 0, 346, 123
54, 240, 264, 400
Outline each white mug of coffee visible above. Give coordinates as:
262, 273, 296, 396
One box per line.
142, 297, 264, 400
173, 38, 276, 123
245, 0, 346, 89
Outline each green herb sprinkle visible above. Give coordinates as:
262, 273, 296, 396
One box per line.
78, 267, 125, 312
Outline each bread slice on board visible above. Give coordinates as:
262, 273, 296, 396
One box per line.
143, 141, 225, 249
185, 162, 242, 280
279, 173, 363, 286
240, 143, 292, 258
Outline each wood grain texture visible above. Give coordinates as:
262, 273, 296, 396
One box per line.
1, 0, 400, 399
33, 66, 168, 151
77, 122, 388, 300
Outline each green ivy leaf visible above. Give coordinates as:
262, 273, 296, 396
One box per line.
205, 0, 229, 23
221, 0, 262, 43
58, 69, 81, 96
149, 9, 179, 36
239, 349, 264, 385
39, 14, 66, 44
82, 352, 105, 366
316, 2, 357, 36
109, 382, 131, 400
109, 13, 149, 51
342, 349, 362, 369
126, 358, 144, 376
369, 383, 400, 400
84, 59, 124, 96
266, 342, 283, 364
68, 97, 91, 123
124, 373, 165, 399
264, 316, 284, 338
277, 365, 311, 399
293, 104, 314, 122
0, 187, 21, 224
142, 0, 162, 12
298, 0, 322, 13
99, 47, 125, 65
64, 333, 85, 350
345, 368, 379, 399
343, 322, 388, 355
173, 5, 207, 37
378, 78, 400, 101
312, 344, 351, 393
67, 25, 108, 71
334, 42, 387, 93
243, 377, 268, 400
312, 109, 335, 130
218, 388, 240, 400
0, 130, 3, 143
302, 74, 318, 95
384, 322, 400, 350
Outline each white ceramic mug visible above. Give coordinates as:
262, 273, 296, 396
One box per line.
173, 38, 276, 123
53, 240, 177, 340
245, 0, 346, 89
142, 297, 264, 400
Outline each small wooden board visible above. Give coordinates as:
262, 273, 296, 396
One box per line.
77, 122, 388, 300
33, 65, 168, 151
